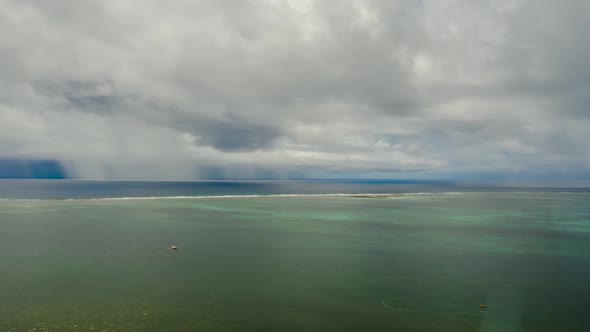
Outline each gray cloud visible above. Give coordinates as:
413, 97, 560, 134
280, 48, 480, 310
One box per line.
0, 0, 589, 179
192, 121, 280, 152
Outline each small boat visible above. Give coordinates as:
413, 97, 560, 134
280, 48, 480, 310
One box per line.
479, 304, 488, 309
169, 245, 178, 250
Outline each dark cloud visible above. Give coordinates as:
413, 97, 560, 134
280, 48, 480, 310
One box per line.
0, 159, 67, 179
193, 121, 280, 152
35, 77, 121, 113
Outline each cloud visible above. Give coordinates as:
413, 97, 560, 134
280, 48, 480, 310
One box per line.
0, 0, 588, 179
0, 159, 66, 178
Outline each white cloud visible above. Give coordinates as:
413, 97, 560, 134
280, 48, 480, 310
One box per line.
0, 0, 588, 179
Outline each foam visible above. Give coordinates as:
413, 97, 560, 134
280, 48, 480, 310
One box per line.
381, 297, 487, 315
0, 191, 587, 202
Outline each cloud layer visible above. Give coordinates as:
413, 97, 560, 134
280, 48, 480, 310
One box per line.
1, 0, 589, 179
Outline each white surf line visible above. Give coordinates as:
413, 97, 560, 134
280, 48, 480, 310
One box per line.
3, 190, 581, 202
380, 298, 486, 316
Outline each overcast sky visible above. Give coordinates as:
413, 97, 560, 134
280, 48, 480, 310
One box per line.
0, 0, 589, 180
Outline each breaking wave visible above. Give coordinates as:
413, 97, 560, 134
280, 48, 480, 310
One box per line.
0, 192, 469, 201
0, 191, 587, 202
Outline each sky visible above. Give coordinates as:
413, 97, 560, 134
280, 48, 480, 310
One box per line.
0, 0, 589, 181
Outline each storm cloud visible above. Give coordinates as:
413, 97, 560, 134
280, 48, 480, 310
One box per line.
0, 0, 589, 180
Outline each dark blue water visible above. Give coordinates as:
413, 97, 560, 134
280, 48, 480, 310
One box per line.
1, 179, 588, 200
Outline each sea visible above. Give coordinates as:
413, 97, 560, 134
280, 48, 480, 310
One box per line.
1, 180, 589, 331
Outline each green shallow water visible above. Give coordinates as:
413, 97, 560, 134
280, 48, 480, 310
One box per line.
1, 193, 589, 331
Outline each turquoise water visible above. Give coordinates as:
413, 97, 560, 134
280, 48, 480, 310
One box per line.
1, 192, 589, 331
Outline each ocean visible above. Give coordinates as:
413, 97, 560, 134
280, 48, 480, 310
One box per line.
1, 180, 589, 331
